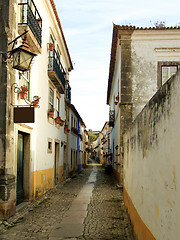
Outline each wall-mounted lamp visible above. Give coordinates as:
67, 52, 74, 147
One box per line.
8, 31, 36, 72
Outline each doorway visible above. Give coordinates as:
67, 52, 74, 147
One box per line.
16, 131, 31, 205
17, 133, 24, 205
63, 144, 67, 180
54, 142, 60, 185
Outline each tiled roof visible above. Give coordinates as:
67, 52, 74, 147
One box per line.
49, 0, 73, 71
114, 24, 180, 31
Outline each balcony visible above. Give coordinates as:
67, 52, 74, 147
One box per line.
65, 83, 71, 103
48, 49, 66, 94
18, 0, 42, 54
109, 110, 115, 127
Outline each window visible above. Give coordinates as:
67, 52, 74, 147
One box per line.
49, 88, 54, 110
71, 116, 73, 128
158, 62, 180, 88
47, 138, 52, 153
71, 149, 73, 168
56, 97, 60, 117
162, 66, 177, 85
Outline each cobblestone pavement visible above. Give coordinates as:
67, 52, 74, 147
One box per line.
0, 163, 135, 240
83, 166, 135, 240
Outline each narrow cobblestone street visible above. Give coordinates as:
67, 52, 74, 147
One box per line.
0, 162, 135, 240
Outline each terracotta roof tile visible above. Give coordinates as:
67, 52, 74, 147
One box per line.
114, 24, 180, 31
49, 0, 73, 71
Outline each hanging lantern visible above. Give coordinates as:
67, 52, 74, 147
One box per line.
10, 38, 36, 72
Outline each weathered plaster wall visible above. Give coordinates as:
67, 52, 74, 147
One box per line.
123, 71, 180, 240
0, 0, 17, 219
131, 30, 180, 120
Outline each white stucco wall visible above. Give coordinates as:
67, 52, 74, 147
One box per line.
15, 0, 70, 175
109, 38, 121, 168
131, 30, 180, 120
123, 71, 180, 240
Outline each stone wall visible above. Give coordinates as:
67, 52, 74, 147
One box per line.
0, 0, 17, 219
123, 71, 180, 240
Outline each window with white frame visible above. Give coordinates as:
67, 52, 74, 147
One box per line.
49, 87, 54, 110
47, 138, 52, 153
158, 62, 180, 88
162, 66, 178, 85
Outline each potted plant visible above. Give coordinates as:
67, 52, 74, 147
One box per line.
31, 95, 40, 108
37, 18, 41, 27
48, 108, 54, 118
55, 116, 61, 124
114, 101, 118, 105
48, 43, 54, 51
60, 119, 64, 126
19, 85, 29, 99
64, 125, 68, 131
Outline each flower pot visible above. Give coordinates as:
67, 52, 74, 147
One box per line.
60, 120, 64, 127
55, 117, 61, 124
48, 111, 54, 118
49, 43, 54, 51
32, 100, 39, 108
37, 18, 41, 27
19, 91, 28, 99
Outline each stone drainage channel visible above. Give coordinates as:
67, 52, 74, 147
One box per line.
49, 165, 97, 240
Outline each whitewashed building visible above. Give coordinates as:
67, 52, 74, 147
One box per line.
107, 24, 180, 184
0, 0, 74, 219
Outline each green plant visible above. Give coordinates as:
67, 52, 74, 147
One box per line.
89, 133, 97, 144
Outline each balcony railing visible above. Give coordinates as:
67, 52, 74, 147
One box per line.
65, 83, 71, 102
48, 49, 66, 93
109, 110, 115, 127
18, 0, 42, 47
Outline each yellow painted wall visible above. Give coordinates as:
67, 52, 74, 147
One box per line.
30, 166, 64, 200
30, 168, 54, 199
124, 187, 156, 240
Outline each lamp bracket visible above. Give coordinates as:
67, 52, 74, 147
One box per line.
8, 30, 28, 51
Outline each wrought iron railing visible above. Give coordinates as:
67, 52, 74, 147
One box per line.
49, 49, 66, 89
109, 110, 115, 127
18, 0, 42, 46
65, 84, 71, 102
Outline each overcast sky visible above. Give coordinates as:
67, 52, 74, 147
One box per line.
54, 0, 180, 131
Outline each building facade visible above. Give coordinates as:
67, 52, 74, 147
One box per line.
0, 0, 88, 220
107, 24, 180, 185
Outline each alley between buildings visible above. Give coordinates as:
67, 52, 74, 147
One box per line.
0, 162, 135, 240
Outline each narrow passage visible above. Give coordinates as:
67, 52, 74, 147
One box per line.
0, 162, 134, 240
